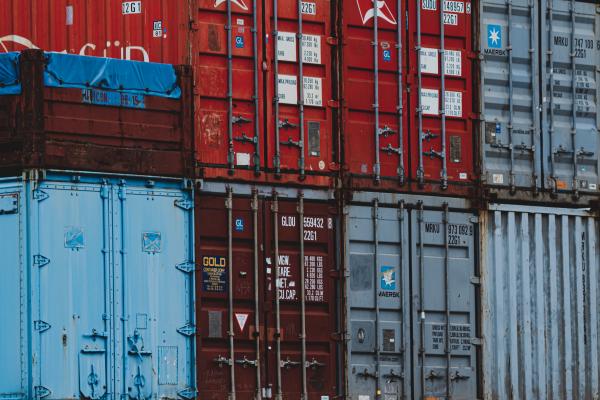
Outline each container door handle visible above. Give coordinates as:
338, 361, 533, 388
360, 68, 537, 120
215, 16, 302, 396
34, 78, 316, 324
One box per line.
305, 358, 325, 370
425, 369, 444, 381
356, 369, 378, 380
383, 369, 404, 382
280, 357, 302, 369
213, 355, 233, 367
235, 355, 258, 368
450, 371, 470, 381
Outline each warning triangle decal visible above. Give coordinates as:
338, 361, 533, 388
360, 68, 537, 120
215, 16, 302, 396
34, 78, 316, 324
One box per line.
235, 313, 249, 332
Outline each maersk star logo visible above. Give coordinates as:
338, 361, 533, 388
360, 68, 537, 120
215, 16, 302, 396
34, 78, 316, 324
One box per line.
380, 266, 396, 291
214, 0, 248, 11
487, 24, 502, 49
356, 0, 397, 25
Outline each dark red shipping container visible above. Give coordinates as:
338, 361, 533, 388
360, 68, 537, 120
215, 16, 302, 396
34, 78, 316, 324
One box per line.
196, 183, 341, 400
340, 0, 475, 194
0, 50, 194, 177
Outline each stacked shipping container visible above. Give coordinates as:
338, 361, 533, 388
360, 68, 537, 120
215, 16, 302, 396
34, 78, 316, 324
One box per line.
0, 1, 599, 399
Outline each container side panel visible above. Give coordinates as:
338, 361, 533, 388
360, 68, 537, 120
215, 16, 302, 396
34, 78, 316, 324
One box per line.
117, 185, 194, 398
542, 0, 600, 194
480, 0, 541, 190
34, 182, 108, 400
0, 183, 26, 398
481, 207, 600, 400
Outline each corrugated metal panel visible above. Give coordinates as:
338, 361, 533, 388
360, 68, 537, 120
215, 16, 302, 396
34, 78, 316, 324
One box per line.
481, 205, 600, 400
541, 0, 600, 195
479, 0, 541, 191
0, 172, 195, 399
345, 194, 479, 400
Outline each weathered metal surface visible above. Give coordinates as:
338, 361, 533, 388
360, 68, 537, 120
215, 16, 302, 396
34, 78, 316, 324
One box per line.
345, 193, 479, 400
195, 183, 340, 400
481, 204, 600, 400
0, 50, 194, 177
0, 171, 196, 400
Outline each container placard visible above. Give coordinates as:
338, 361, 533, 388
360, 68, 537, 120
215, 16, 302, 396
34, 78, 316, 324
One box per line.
302, 34, 321, 64
202, 255, 227, 293
444, 50, 462, 76
421, 88, 440, 115
420, 48, 439, 74
278, 75, 323, 107
277, 32, 297, 62
303, 76, 323, 107
305, 255, 325, 302
82, 89, 146, 109
445, 90, 463, 117
278, 74, 299, 105
277, 33, 321, 64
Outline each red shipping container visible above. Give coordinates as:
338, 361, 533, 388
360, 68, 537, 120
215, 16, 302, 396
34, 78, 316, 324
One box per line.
196, 184, 340, 399
263, 0, 337, 186
0, 50, 194, 177
341, 0, 475, 194
0, 0, 190, 64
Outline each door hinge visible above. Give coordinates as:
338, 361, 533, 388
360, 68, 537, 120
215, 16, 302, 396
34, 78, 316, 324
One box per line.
329, 269, 343, 279
176, 261, 195, 274
33, 255, 50, 268
34, 320, 51, 333
470, 276, 481, 285
33, 189, 49, 202
469, 216, 479, 223
178, 388, 197, 400
326, 36, 338, 46
34, 385, 51, 399
471, 337, 483, 346
175, 198, 194, 210
327, 99, 340, 108
331, 331, 350, 342
177, 323, 196, 337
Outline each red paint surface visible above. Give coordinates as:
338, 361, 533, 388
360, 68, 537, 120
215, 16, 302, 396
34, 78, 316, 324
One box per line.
196, 191, 339, 399
341, 0, 475, 191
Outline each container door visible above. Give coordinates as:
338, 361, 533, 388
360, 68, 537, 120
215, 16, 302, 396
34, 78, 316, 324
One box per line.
411, 205, 478, 399
265, 0, 335, 183
346, 201, 411, 400
196, 190, 265, 400
479, 0, 541, 191
264, 194, 338, 399
195, 0, 264, 178
114, 183, 195, 399
541, 0, 600, 194
341, 0, 407, 184
408, 0, 474, 187
32, 182, 109, 399
0, 186, 26, 398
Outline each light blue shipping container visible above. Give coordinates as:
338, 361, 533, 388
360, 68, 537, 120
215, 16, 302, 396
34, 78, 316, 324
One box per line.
0, 171, 196, 400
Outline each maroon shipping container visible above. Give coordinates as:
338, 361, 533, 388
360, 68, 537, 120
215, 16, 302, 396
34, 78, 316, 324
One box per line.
340, 0, 475, 194
196, 183, 341, 400
195, 0, 338, 187
0, 50, 194, 177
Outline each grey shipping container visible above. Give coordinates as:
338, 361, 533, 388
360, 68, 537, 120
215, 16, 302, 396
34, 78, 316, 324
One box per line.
481, 204, 600, 400
0, 171, 196, 400
344, 192, 479, 400
479, 0, 600, 202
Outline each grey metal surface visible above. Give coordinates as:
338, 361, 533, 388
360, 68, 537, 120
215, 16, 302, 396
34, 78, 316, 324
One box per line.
480, 0, 600, 197
345, 195, 478, 399
480, 0, 541, 190
541, 0, 600, 195
481, 205, 600, 400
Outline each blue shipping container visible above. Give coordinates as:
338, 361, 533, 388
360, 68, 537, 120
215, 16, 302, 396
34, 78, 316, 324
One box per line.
0, 171, 196, 400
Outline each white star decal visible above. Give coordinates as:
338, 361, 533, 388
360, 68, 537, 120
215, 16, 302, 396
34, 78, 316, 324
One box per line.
489, 28, 500, 45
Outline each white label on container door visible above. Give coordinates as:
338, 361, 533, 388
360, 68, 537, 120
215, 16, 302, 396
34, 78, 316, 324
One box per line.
422, 0, 437, 10
445, 91, 462, 117
301, 1, 316, 15
278, 74, 298, 105
66, 6, 73, 25
236, 152, 250, 166
492, 174, 504, 184
278, 32, 297, 62
122, 1, 142, 14
444, 13, 458, 25
459, 172, 468, 180
303, 76, 323, 107
278, 75, 323, 106
444, 50, 462, 76
421, 89, 440, 115
420, 48, 439, 74
302, 34, 321, 64
444, 1, 464, 13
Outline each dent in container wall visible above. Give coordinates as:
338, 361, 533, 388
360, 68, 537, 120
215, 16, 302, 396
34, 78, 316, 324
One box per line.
264, 0, 336, 186
481, 205, 600, 400
408, 0, 474, 187
0, 172, 196, 400
345, 192, 479, 400
195, 183, 340, 400
0, 0, 190, 64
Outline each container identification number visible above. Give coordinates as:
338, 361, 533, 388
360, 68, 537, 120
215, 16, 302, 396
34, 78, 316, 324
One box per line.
122, 1, 142, 14
422, 0, 465, 12
301, 1, 316, 15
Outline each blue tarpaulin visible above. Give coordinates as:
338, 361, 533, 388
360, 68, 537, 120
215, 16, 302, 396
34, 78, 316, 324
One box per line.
43, 52, 181, 99
0, 52, 21, 95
